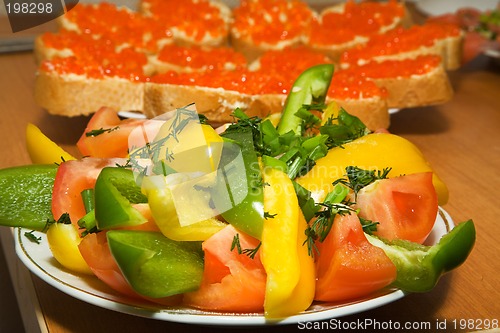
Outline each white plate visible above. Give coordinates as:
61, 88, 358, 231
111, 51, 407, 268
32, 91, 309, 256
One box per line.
15, 209, 453, 326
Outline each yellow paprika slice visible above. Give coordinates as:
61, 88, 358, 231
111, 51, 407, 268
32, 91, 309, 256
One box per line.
143, 175, 226, 241
152, 122, 223, 174
46, 221, 93, 275
297, 133, 449, 205
134, 114, 227, 241
26, 123, 76, 164
261, 167, 315, 318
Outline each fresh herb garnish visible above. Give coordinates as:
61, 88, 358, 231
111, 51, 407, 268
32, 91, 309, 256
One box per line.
41, 212, 71, 234
127, 105, 201, 177
85, 126, 119, 137
227, 106, 370, 181
231, 233, 261, 259
304, 201, 356, 257
264, 211, 277, 219
294, 103, 324, 132
333, 166, 392, 198
301, 184, 355, 257
56, 212, 72, 224
359, 216, 379, 235
78, 211, 99, 237
320, 108, 371, 149
24, 230, 42, 244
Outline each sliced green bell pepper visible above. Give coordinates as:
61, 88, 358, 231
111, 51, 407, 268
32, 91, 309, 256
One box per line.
214, 127, 264, 239
366, 219, 476, 292
94, 167, 148, 230
0, 164, 57, 231
106, 230, 204, 298
277, 64, 334, 135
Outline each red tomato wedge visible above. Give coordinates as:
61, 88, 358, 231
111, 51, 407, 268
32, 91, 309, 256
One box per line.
52, 157, 125, 227
355, 172, 438, 244
77, 107, 147, 158
183, 225, 266, 312
126, 203, 161, 232
315, 213, 397, 302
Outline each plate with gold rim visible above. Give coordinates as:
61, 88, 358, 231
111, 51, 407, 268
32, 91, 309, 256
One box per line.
15, 208, 453, 326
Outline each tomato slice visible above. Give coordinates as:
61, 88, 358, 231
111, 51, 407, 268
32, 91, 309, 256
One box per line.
315, 213, 397, 302
355, 172, 438, 244
183, 225, 266, 312
76, 107, 147, 158
52, 157, 125, 227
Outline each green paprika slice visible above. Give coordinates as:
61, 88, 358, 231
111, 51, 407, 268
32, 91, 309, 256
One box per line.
0, 164, 57, 231
94, 167, 147, 230
366, 219, 476, 293
214, 128, 264, 239
277, 64, 334, 135
106, 230, 204, 298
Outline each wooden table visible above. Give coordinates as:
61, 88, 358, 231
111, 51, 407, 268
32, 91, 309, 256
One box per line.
1, 12, 500, 333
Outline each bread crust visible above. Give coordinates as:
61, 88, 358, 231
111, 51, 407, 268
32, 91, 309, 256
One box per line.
331, 96, 390, 131
34, 71, 144, 117
436, 33, 464, 70
371, 65, 453, 109
144, 83, 389, 131
144, 83, 258, 124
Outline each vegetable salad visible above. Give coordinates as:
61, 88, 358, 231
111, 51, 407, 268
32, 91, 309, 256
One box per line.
0, 65, 475, 319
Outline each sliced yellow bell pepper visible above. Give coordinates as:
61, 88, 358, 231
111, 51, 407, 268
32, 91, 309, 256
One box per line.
138, 120, 227, 241
261, 167, 315, 318
297, 133, 449, 205
153, 122, 223, 174
143, 175, 226, 241
46, 222, 93, 275
26, 123, 76, 164
321, 100, 341, 125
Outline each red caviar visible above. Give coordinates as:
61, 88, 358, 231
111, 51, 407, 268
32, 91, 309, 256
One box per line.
42, 30, 98, 50
351, 55, 442, 79
231, 0, 313, 45
40, 47, 149, 82
256, 46, 333, 73
309, 19, 362, 45
63, 2, 171, 52
157, 44, 247, 71
152, 69, 293, 96
341, 23, 462, 65
152, 46, 335, 95
310, 0, 405, 46
141, 0, 229, 43
41, 30, 120, 59
328, 70, 386, 100
38, 0, 454, 108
